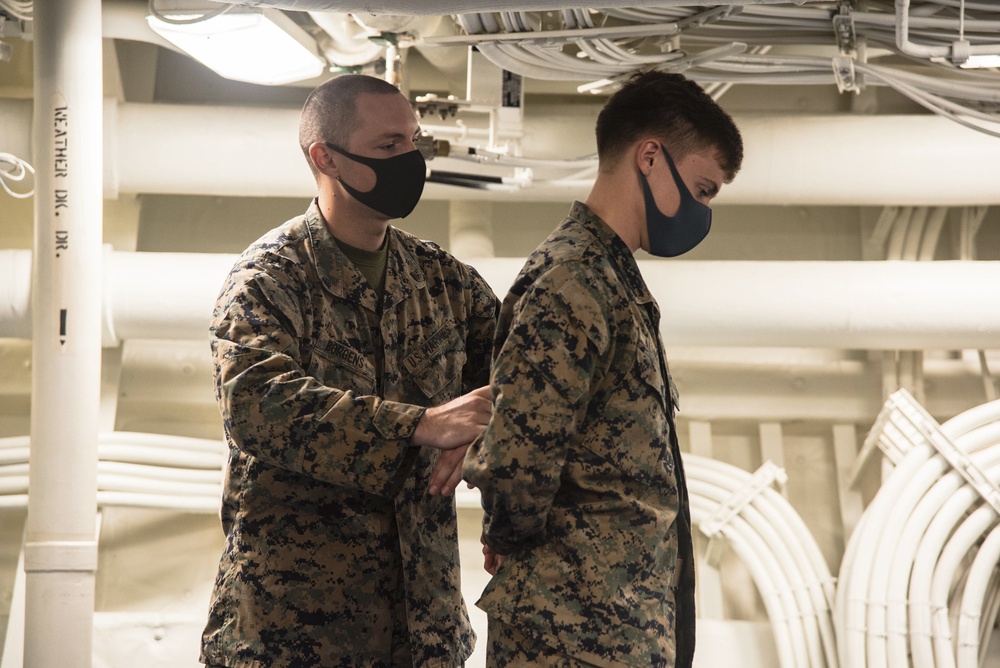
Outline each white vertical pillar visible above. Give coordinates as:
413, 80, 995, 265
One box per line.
757, 422, 787, 497
27, 0, 103, 665
687, 420, 714, 459
832, 424, 864, 543
686, 421, 725, 619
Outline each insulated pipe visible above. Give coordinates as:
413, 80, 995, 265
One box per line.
110, 104, 1000, 204
3, 252, 1000, 350
6, 99, 1000, 205
27, 0, 103, 667
211, 0, 826, 12
101, 0, 178, 52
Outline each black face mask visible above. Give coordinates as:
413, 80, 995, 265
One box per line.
640, 143, 712, 257
325, 142, 426, 219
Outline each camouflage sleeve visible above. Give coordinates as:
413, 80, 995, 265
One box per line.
212, 264, 422, 498
465, 266, 608, 555
462, 265, 499, 392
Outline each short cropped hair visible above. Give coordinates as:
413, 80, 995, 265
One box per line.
595, 70, 743, 183
298, 74, 402, 177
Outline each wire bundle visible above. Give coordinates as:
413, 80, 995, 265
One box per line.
451, 2, 1000, 138
686, 454, 839, 668
836, 392, 1000, 668
0, 0, 30, 22
0, 431, 224, 512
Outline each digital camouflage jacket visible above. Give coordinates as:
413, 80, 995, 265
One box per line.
465, 201, 696, 668
201, 201, 498, 668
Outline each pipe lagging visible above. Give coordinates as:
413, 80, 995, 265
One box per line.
4, 97, 1000, 204
3, 250, 1000, 350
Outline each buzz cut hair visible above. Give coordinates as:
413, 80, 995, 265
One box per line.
298, 74, 403, 178
595, 69, 743, 183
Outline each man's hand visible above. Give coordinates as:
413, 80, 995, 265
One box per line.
411, 386, 492, 450
482, 538, 505, 576
428, 443, 472, 496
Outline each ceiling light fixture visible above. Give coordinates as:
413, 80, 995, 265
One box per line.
146, 4, 327, 86
960, 54, 1000, 70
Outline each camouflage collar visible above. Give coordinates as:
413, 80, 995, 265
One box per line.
567, 201, 654, 305
303, 200, 426, 311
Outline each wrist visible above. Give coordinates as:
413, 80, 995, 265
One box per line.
408, 405, 431, 446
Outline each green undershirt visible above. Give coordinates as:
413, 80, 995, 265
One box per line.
336, 236, 388, 303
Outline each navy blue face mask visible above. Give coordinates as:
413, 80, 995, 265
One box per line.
640, 144, 712, 257
325, 142, 426, 219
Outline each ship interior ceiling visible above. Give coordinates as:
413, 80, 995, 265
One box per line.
2, 1, 1000, 667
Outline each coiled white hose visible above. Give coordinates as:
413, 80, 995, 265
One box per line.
837, 396, 1000, 668
686, 454, 839, 668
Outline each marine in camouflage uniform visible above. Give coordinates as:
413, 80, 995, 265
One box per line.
465, 201, 694, 668
200, 202, 497, 668
464, 70, 742, 668
200, 74, 499, 668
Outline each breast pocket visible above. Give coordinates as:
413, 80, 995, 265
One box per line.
402, 324, 467, 401
588, 327, 674, 483
634, 339, 669, 413
308, 338, 376, 395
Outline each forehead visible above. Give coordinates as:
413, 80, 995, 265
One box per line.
678, 147, 726, 181
348, 92, 419, 143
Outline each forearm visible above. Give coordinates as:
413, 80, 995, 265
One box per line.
219, 342, 425, 497
465, 405, 569, 554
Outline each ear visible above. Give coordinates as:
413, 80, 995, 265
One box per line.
635, 139, 661, 176
308, 142, 339, 178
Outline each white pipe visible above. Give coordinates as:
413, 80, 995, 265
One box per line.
27, 0, 103, 666
6, 99, 1000, 205
0, 433, 226, 514
101, 0, 178, 52
4, 251, 1000, 349
213, 0, 827, 12
895, 0, 1000, 62
108, 103, 1000, 204
307, 12, 385, 68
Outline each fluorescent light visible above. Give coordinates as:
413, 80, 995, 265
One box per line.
147, 8, 326, 86
960, 54, 1000, 69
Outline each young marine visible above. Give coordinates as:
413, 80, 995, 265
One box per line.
465, 70, 744, 667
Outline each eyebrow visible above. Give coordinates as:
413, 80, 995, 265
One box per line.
370, 128, 422, 143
